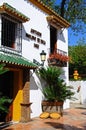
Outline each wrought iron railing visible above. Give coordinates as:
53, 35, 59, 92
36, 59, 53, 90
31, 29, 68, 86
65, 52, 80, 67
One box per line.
47, 48, 69, 67
48, 48, 67, 56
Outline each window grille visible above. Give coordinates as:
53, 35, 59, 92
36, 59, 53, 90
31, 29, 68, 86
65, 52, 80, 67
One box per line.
1, 14, 22, 53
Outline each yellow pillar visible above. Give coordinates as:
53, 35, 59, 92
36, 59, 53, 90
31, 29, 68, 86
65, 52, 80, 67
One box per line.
13, 70, 23, 121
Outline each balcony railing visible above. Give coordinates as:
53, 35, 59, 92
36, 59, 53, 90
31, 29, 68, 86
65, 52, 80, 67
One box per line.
47, 49, 69, 67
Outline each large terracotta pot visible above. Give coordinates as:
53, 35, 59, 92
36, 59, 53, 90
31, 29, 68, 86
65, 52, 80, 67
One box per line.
42, 101, 64, 116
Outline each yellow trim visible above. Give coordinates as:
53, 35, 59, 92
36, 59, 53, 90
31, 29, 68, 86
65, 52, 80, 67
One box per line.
46, 15, 70, 28
13, 70, 23, 121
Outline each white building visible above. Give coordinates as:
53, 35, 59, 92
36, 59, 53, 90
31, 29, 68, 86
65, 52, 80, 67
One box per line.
0, 0, 70, 122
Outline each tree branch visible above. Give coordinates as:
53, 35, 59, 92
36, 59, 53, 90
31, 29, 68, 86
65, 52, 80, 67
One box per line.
60, 0, 66, 17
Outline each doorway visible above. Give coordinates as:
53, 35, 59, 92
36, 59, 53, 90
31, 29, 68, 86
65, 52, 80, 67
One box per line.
50, 25, 57, 53
0, 71, 14, 121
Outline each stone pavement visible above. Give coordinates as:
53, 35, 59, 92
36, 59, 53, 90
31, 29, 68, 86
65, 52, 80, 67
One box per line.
1, 103, 86, 130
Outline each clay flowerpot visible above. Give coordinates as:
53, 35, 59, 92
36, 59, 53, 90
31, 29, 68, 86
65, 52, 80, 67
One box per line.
42, 101, 64, 116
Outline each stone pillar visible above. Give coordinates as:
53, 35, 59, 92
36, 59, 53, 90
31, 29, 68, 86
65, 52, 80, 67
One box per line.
20, 69, 32, 122
20, 102, 32, 122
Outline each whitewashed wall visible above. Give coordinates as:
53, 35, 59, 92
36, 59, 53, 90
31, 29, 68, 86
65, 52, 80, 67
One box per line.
81, 81, 86, 104
69, 81, 86, 104
0, 0, 69, 118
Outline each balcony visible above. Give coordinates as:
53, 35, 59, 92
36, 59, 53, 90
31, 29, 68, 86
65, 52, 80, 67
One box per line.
47, 49, 69, 67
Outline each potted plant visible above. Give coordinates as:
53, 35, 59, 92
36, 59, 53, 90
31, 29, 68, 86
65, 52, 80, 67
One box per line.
37, 66, 74, 115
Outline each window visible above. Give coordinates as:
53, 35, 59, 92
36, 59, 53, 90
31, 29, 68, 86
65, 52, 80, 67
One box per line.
50, 25, 57, 53
1, 14, 22, 53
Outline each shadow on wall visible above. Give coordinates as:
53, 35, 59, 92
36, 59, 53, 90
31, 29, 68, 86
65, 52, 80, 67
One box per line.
24, 0, 29, 3
58, 30, 66, 43
30, 71, 46, 91
22, 13, 66, 44
83, 98, 86, 104
30, 72, 38, 90
22, 25, 30, 42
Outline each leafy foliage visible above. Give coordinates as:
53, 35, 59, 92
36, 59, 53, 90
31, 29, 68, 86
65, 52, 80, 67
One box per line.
37, 66, 74, 101
41, 0, 55, 7
41, 0, 86, 33
0, 92, 12, 114
0, 64, 11, 114
68, 38, 86, 79
38, 66, 63, 86
0, 63, 9, 75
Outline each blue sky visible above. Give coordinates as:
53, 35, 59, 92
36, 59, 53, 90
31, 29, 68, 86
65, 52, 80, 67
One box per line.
55, 0, 86, 46
68, 28, 86, 46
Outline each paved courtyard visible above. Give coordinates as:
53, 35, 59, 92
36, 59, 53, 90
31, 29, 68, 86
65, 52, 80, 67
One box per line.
1, 104, 86, 130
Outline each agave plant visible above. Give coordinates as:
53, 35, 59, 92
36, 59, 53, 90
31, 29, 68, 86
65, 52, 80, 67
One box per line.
37, 66, 74, 102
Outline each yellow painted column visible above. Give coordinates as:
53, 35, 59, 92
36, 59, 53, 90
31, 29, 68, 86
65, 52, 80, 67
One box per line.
13, 90, 23, 121
12, 70, 23, 121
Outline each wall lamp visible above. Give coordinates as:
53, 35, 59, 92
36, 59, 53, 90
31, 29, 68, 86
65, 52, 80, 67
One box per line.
31, 50, 46, 77
40, 50, 46, 66
33, 50, 46, 67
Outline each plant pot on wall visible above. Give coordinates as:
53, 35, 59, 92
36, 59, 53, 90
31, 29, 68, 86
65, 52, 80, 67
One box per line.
42, 100, 64, 116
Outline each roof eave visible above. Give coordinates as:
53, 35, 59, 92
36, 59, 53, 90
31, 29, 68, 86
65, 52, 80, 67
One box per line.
29, 0, 70, 28
46, 15, 70, 28
0, 53, 38, 69
0, 3, 29, 22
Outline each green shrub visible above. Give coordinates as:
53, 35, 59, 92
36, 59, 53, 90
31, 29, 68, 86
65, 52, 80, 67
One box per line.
0, 92, 12, 114
37, 66, 74, 102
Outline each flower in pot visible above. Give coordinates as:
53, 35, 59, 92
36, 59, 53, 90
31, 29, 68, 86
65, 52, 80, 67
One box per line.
37, 66, 74, 115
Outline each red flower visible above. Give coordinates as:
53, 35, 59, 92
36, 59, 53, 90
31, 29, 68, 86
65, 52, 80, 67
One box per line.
48, 53, 69, 62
